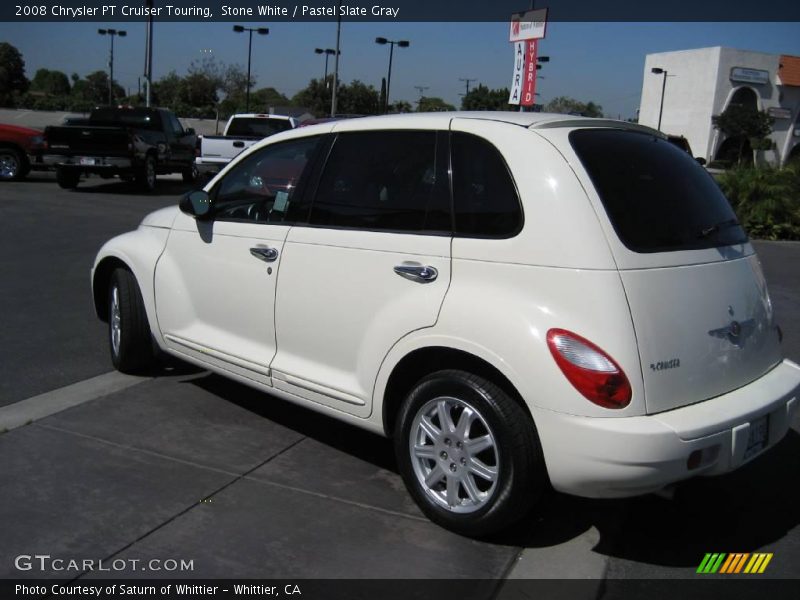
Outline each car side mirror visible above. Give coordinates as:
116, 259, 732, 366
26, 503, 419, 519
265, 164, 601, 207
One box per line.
695, 157, 707, 166
180, 190, 212, 219
184, 128, 196, 137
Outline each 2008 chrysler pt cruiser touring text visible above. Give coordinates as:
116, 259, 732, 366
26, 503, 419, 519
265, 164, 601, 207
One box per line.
92, 112, 800, 536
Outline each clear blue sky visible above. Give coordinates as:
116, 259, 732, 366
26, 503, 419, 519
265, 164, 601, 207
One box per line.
1, 21, 799, 117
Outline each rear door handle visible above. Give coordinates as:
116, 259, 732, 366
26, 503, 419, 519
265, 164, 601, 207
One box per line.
250, 246, 279, 262
233, 141, 245, 148
394, 263, 438, 283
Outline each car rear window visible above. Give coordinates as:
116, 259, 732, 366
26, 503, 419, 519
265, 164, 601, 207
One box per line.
570, 129, 747, 253
89, 108, 162, 130
227, 118, 293, 138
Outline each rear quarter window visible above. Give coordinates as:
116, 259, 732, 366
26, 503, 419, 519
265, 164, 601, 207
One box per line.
227, 118, 293, 138
451, 132, 522, 238
570, 129, 747, 253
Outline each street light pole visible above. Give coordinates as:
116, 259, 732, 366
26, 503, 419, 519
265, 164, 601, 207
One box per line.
375, 37, 410, 114
315, 48, 338, 84
331, 5, 342, 117
98, 28, 126, 105
651, 67, 668, 131
247, 28, 253, 110
233, 25, 269, 113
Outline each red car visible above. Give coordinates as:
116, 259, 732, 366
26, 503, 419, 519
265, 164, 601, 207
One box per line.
0, 123, 46, 181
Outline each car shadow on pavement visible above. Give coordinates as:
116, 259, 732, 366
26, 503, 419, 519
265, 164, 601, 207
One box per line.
185, 372, 398, 473
180, 371, 800, 566
494, 429, 800, 567
69, 177, 198, 197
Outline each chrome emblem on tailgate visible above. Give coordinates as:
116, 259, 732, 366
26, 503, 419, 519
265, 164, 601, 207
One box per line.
708, 307, 755, 348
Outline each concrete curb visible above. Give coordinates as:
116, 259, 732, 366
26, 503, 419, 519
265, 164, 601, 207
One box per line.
0, 371, 149, 432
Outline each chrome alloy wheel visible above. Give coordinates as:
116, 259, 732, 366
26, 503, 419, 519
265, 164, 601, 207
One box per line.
409, 396, 499, 513
110, 285, 121, 357
0, 151, 19, 179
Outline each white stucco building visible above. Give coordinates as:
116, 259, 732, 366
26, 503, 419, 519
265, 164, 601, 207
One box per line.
638, 47, 800, 165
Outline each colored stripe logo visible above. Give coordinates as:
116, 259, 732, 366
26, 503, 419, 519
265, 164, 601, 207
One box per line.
697, 553, 773, 574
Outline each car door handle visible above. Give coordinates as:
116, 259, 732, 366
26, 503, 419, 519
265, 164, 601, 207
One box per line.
250, 246, 279, 262
393, 263, 438, 283
233, 141, 245, 148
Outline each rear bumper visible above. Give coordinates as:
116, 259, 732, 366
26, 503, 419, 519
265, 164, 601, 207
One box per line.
42, 155, 133, 169
535, 359, 800, 498
195, 158, 227, 176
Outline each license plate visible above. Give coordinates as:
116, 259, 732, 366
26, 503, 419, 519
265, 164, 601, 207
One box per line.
744, 415, 769, 460
79, 157, 96, 166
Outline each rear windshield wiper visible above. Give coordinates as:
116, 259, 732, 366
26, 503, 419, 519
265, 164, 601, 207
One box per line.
699, 218, 740, 238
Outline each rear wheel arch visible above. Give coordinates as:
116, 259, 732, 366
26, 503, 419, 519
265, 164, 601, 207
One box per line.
381, 346, 533, 439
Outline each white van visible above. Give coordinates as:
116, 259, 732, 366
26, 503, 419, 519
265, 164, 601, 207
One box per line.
92, 112, 800, 536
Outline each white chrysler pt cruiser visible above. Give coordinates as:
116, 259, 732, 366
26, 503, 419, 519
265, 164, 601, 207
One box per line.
92, 112, 800, 536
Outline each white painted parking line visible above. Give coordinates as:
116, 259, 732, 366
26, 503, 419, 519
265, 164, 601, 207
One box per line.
0, 371, 150, 432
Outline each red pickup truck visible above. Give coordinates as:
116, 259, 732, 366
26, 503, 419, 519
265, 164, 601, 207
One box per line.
0, 123, 46, 181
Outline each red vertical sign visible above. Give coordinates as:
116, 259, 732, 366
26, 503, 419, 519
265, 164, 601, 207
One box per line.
521, 40, 537, 107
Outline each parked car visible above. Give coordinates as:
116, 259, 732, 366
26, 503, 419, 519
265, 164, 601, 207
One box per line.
195, 113, 298, 177
667, 134, 707, 165
43, 106, 197, 191
92, 113, 800, 536
0, 123, 46, 181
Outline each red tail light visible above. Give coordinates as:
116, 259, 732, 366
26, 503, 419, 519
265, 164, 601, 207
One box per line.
546, 328, 632, 409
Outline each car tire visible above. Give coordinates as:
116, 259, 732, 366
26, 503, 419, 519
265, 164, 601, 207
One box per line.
0, 147, 26, 181
395, 369, 547, 537
136, 155, 157, 192
182, 163, 198, 184
108, 268, 155, 374
56, 167, 80, 189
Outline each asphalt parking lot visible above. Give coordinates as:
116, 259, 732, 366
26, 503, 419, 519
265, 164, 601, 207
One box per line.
1, 172, 799, 595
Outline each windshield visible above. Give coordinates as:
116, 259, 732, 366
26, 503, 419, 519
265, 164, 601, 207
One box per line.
226, 118, 293, 138
570, 129, 747, 253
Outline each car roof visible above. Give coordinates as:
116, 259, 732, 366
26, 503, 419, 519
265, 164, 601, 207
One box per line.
247, 111, 661, 151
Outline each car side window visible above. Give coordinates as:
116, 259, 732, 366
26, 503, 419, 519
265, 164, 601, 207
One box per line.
169, 114, 184, 137
212, 136, 321, 224
451, 132, 522, 238
308, 130, 450, 234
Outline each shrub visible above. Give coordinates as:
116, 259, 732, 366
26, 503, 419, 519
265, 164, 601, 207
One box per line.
717, 165, 800, 240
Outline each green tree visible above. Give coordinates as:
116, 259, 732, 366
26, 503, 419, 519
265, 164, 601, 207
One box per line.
152, 72, 183, 109
460, 84, 513, 111
291, 78, 380, 117
291, 78, 331, 117
250, 87, 290, 110
712, 104, 775, 166
0, 42, 29, 106
30, 68, 71, 96
337, 80, 380, 115
390, 100, 414, 113
181, 72, 218, 115
418, 96, 455, 112
544, 96, 603, 117
68, 71, 124, 109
